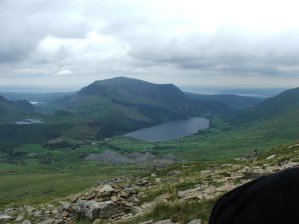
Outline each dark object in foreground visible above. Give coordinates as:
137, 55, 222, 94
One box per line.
209, 167, 299, 224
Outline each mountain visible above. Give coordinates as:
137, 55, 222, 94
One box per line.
231, 87, 299, 124
49, 77, 230, 138
186, 92, 265, 109
0, 95, 34, 120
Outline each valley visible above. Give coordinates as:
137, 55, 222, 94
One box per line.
0, 77, 298, 223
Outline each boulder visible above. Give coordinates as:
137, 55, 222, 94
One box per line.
75, 199, 121, 220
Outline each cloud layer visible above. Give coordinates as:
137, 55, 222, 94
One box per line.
1, 0, 299, 91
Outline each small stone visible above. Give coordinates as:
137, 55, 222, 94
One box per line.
37, 218, 55, 224
151, 173, 157, 177
266, 154, 277, 160
24, 205, 36, 213
120, 191, 128, 197
69, 194, 80, 203
111, 196, 118, 202
188, 219, 202, 224
122, 200, 134, 207
99, 184, 115, 193
153, 219, 174, 224
93, 219, 102, 224
167, 170, 183, 176
155, 178, 161, 183
52, 209, 58, 214
200, 169, 213, 175
22, 221, 32, 224
15, 215, 24, 222
139, 220, 154, 224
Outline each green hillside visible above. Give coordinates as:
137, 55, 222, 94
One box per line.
47, 77, 230, 138
186, 92, 265, 109
231, 87, 299, 124
0, 95, 34, 122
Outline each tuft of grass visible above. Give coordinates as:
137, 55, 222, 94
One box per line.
126, 199, 217, 224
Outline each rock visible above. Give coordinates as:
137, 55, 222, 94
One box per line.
22, 221, 32, 224
69, 194, 80, 203
52, 209, 59, 214
0, 214, 14, 221
93, 219, 103, 224
24, 205, 36, 214
139, 220, 154, 224
37, 218, 55, 224
47, 204, 54, 209
155, 178, 161, 183
75, 199, 121, 219
266, 154, 277, 160
121, 201, 134, 207
15, 215, 24, 222
153, 219, 174, 224
111, 196, 118, 202
151, 173, 157, 177
188, 219, 202, 224
99, 184, 115, 193
200, 169, 213, 175
167, 170, 183, 176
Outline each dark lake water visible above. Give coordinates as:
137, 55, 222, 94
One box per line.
124, 117, 209, 142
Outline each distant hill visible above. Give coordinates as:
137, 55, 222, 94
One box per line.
231, 87, 299, 124
0, 95, 34, 119
49, 77, 230, 138
0, 92, 74, 103
186, 92, 265, 109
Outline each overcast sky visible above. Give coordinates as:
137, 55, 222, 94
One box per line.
1, 0, 299, 92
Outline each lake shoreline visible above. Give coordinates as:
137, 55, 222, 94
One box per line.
124, 117, 209, 142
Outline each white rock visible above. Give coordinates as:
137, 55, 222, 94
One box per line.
99, 184, 115, 193
0, 214, 14, 221
266, 154, 277, 160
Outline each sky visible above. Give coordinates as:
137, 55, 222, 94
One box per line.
1, 0, 299, 92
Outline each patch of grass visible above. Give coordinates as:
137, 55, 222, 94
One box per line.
126, 200, 217, 224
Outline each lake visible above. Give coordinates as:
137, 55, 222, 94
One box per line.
124, 117, 209, 142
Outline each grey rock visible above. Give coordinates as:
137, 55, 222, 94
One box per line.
21, 221, 32, 224
139, 220, 154, 224
99, 184, 115, 193
188, 219, 202, 224
0, 214, 14, 221
37, 218, 55, 224
85, 150, 133, 164
167, 170, 183, 176
75, 199, 121, 219
15, 215, 24, 222
266, 154, 277, 160
153, 219, 174, 224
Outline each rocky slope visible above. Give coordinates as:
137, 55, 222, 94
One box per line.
1, 142, 299, 224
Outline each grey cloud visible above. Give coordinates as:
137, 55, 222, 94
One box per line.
127, 31, 299, 76
0, 0, 299, 90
